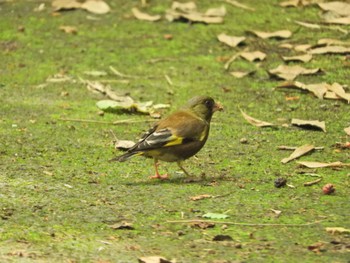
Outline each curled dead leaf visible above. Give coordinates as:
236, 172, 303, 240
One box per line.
240, 51, 266, 62
282, 53, 312, 63
310, 45, 350, 55
240, 110, 275, 127
248, 30, 292, 39
217, 33, 246, 47
132, 7, 161, 22
59, 25, 78, 34
190, 194, 212, 201
297, 161, 350, 168
268, 65, 322, 81
81, 0, 110, 14
138, 256, 175, 263
281, 144, 315, 164
291, 118, 326, 132
230, 70, 255, 79
326, 227, 350, 235
318, 2, 350, 17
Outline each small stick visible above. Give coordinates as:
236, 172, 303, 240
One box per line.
304, 178, 322, 186
278, 146, 324, 151
224, 52, 241, 70
167, 219, 321, 227
224, 0, 255, 11
164, 74, 173, 86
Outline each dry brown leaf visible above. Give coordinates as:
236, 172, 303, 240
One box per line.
114, 140, 135, 150
294, 44, 312, 52
132, 7, 161, 21
310, 45, 350, 54
166, 2, 224, 24
109, 222, 134, 230
327, 82, 350, 103
217, 33, 246, 47
281, 144, 315, 164
297, 161, 350, 168
241, 110, 275, 127
303, 178, 322, 186
225, 0, 255, 11
277, 81, 327, 99
291, 118, 326, 132
282, 53, 312, 63
52, 0, 81, 11
205, 5, 226, 17
344, 126, 350, 135
240, 51, 266, 62
318, 38, 350, 46
318, 2, 350, 17
294, 20, 321, 29
59, 25, 77, 34
138, 256, 174, 263
326, 227, 350, 234
230, 70, 255, 78
249, 30, 292, 39
81, 0, 110, 14
268, 65, 322, 80
171, 1, 197, 12
190, 194, 213, 201
324, 16, 350, 25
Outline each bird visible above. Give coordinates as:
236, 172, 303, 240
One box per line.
110, 96, 223, 179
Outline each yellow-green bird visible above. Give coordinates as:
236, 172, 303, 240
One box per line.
111, 96, 223, 179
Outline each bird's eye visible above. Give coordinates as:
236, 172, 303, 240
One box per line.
205, 99, 214, 108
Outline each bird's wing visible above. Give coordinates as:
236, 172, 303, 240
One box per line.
129, 111, 207, 152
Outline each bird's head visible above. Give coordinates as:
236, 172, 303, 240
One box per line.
185, 96, 223, 122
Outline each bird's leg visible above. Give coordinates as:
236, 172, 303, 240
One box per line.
177, 161, 191, 177
149, 159, 169, 180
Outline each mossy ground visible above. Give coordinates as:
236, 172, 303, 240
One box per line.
1, 0, 349, 262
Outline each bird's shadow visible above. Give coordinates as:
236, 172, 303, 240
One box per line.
122, 173, 229, 186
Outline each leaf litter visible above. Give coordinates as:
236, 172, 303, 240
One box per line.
132, 7, 161, 22
291, 119, 326, 132
297, 161, 350, 168
268, 65, 323, 81
52, 0, 110, 14
217, 33, 246, 47
248, 30, 292, 39
281, 144, 315, 164
240, 110, 275, 127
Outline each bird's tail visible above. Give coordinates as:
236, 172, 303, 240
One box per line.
109, 151, 141, 162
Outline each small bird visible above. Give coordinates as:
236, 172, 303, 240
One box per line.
110, 96, 223, 179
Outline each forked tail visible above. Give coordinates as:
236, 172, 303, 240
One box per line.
109, 151, 140, 162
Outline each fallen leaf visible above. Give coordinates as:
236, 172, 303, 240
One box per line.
190, 194, 213, 201
240, 110, 275, 127
268, 65, 322, 80
279, 43, 294, 49
138, 256, 174, 263
294, 44, 312, 52
217, 33, 246, 47
317, 38, 350, 46
303, 178, 322, 186
324, 16, 350, 25
52, 0, 82, 11
132, 7, 161, 22
327, 82, 350, 103
225, 0, 255, 11
59, 25, 77, 34
281, 144, 315, 164
282, 53, 312, 63
270, 209, 282, 216
310, 45, 350, 55
81, 0, 110, 14
249, 30, 292, 39
240, 51, 266, 62
291, 118, 326, 132
326, 227, 350, 234
294, 20, 321, 29
280, 0, 320, 7
205, 5, 226, 17
344, 126, 350, 135
202, 213, 229, 219
114, 140, 135, 150
230, 70, 255, 78
297, 161, 350, 168
277, 81, 328, 99
171, 1, 197, 12
318, 1, 350, 17
109, 222, 134, 230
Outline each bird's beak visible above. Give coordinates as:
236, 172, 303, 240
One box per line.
213, 102, 224, 112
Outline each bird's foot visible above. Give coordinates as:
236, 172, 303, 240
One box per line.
149, 173, 169, 180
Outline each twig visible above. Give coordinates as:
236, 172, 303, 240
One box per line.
58, 118, 152, 125
278, 145, 324, 151
304, 178, 322, 186
167, 219, 321, 227
164, 74, 173, 86
224, 52, 242, 70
